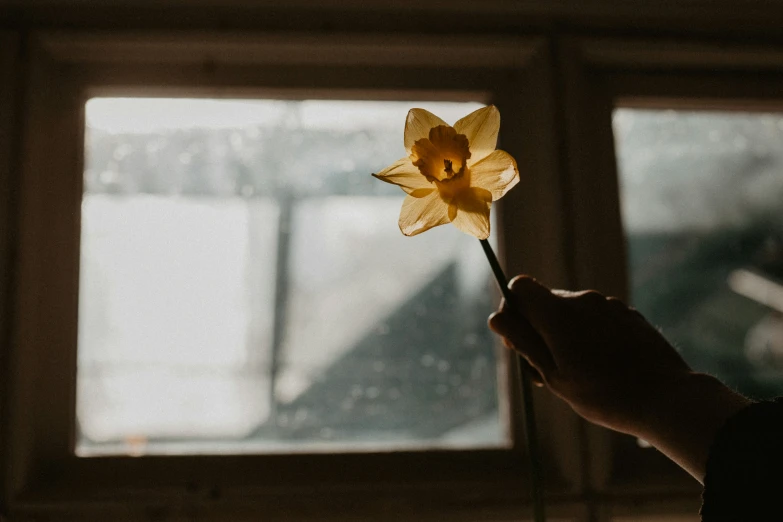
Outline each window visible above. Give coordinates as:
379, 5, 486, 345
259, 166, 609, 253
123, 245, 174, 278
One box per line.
0, 34, 19, 502
557, 37, 783, 503
77, 97, 506, 456
6, 32, 562, 522
11, 17, 782, 521
614, 109, 783, 399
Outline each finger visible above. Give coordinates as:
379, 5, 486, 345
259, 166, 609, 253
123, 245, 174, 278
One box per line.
605, 296, 628, 307
562, 289, 606, 302
516, 352, 546, 387
488, 310, 557, 378
489, 309, 538, 343
507, 275, 563, 338
500, 339, 544, 385
501, 338, 546, 386
606, 296, 644, 318
554, 289, 608, 313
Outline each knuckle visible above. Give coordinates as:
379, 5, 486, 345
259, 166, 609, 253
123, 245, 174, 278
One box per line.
606, 297, 645, 316
565, 290, 607, 310
551, 295, 572, 316
508, 275, 534, 292
578, 290, 606, 301
606, 296, 628, 307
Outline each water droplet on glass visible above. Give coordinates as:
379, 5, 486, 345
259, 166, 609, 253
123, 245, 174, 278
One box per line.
375, 324, 390, 335
100, 170, 120, 184
230, 132, 244, 151
113, 143, 133, 161
420, 354, 435, 367
293, 408, 308, 423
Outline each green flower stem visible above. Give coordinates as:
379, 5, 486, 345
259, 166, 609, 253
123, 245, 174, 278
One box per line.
479, 239, 546, 522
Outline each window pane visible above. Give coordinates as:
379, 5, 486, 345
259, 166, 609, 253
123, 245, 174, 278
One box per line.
77, 98, 507, 456
615, 109, 783, 399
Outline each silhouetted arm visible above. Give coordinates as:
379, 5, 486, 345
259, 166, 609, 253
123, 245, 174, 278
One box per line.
488, 276, 751, 483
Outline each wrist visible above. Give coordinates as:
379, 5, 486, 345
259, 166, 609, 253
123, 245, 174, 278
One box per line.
635, 371, 752, 482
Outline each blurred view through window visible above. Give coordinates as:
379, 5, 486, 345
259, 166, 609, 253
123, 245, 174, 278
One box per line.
615, 109, 783, 399
77, 98, 507, 456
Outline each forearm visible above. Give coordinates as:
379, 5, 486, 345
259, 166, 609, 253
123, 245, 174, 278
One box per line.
634, 372, 752, 484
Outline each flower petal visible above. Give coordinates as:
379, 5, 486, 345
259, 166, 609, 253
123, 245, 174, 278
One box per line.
469, 149, 519, 201
404, 109, 449, 154
398, 190, 450, 236
454, 105, 500, 164
372, 157, 432, 194
448, 187, 492, 239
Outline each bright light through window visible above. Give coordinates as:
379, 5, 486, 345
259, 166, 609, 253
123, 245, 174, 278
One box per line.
76, 98, 508, 456
615, 109, 783, 399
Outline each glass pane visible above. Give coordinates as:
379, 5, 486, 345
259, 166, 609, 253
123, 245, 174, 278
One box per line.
77, 98, 507, 456
614, 109, 783, 399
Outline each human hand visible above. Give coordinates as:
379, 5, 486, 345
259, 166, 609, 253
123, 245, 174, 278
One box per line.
489, 275, 692, 436
488, 276, 751, 483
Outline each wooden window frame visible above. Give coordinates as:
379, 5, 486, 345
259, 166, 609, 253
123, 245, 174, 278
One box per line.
559, 35, 783, 499
2, 31, 582, 521
14, 27, 782, 522
0, 30, 19, 519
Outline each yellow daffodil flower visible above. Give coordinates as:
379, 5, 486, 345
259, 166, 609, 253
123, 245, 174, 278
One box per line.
372, 105, 519, 240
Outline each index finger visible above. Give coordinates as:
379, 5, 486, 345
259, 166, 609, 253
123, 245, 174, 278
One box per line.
506, 275, 563, 342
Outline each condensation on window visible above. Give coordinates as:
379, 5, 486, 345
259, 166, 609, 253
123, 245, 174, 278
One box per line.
614, 109, 783, 399
76, 98, 508, 456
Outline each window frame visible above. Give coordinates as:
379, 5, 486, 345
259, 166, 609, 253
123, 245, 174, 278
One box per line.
0, 31, 22, 517
559, 35, 783, 498
3, 31, 579, 521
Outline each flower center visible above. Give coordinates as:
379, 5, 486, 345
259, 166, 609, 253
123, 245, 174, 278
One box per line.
410, 125, 471, 182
